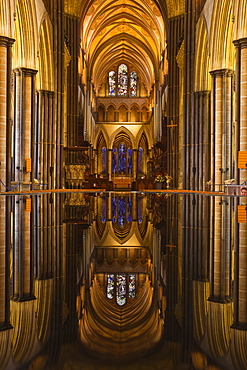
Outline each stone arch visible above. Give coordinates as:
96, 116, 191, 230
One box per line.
106, 104, 115, 122
110, 126, 136, 149
38, 15, 54, 91
97, 104, 105, 122
130, 103, 140, 122
195, 15, 210, 92
119, 104, 128, 122
13, 0, 38, 69
210, 0, 234, 70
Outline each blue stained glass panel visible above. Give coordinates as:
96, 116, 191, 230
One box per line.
102, 147, 107, 173
119, 143, 126, 173
101, 196, 107, 223
112, 147, 117, 174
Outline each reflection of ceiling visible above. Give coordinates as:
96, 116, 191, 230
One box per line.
79, 275, 163, 361
79, 0, 165, 93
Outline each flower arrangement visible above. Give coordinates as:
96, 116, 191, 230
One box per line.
154, 174, 165, 183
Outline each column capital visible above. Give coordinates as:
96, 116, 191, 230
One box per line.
13, 67, 38, 77
233, 38, 247, 49
209, 69, 234, 77
0, 36, 15, 47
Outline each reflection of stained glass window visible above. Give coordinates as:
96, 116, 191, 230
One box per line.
107, 274, 114, 299
102, 147, 107, 173
116, 274, 126, 306
109, 71, 116, 96
112, 196, 117, 223
138, 196, 143, 223
112, 195, 133, 226
127, 195, 132, 223
118, 64, 128, 96
130, 71, 137, 96
118, 197, 126, 227
138, 147, 144, 173
101, 196, 107, 223
106, 273, 136, 305
129, 274, 136, 298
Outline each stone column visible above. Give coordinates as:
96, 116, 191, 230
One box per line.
209, 70, 233, 302
133, 149, 137, 181
233, 38, 247, 326
12, 68, 37, 302
13, 68, 37, 188
0, 36, 14, 331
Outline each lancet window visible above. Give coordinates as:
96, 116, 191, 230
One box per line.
112, 143, 133, 175
108, 64, 138, 97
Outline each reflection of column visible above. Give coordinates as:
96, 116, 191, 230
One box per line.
0, 36, 14, 331
12, 196, 35, 302
209, 70, 233, 302
233, 38, 247, 326
108, 149, 112, 181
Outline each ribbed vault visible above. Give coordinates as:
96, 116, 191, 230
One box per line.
80, 0, 165, 94
79, 275, 163, 361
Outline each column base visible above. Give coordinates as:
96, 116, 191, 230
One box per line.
231, 322, 247, 331
0, 322, 13, 332
208, 296, 232, 304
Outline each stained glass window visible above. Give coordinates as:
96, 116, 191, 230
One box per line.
118, 64, 128, 96
109, 71, 116, 96
102, 147, 107, 173
107, 274, 114, 299
119, 143, 126, 173
138, 147, 144, 173
116, 274, 126, 306
127, 148, 132, 174
112, 147, 117, 174
129, 274, 136, 298
130, 71, 137, 96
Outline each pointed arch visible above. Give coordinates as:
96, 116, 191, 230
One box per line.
38, 15, 54, 91
210, 0, 234, 70
195, 15, 210, 92
13, 0, 38, 69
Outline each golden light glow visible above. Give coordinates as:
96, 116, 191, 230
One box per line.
80, 0, 165, 94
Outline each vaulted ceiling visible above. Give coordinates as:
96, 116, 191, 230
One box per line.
79, 0, 166, 93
